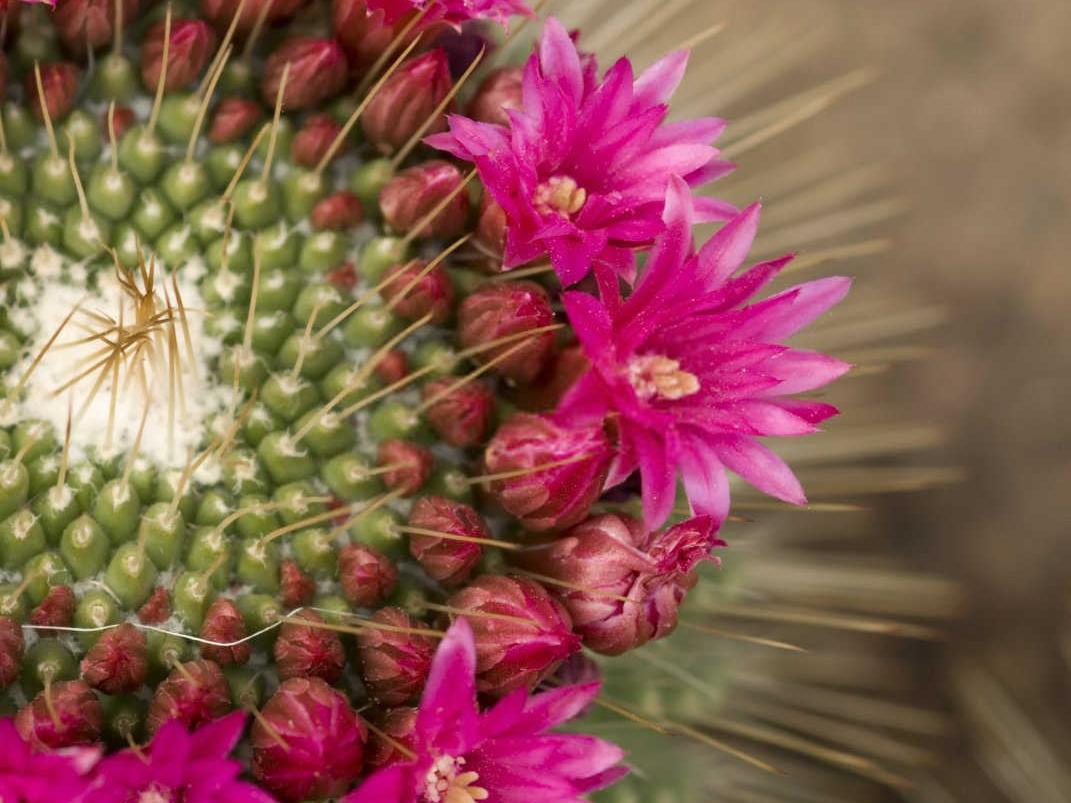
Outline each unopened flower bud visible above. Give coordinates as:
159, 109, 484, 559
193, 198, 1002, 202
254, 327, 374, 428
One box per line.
449, 575, 579, 697
422, 377, 494, 448
29, 585, 76, 629
332, 0, 399, 66
16, 680, 102, 749
138, 586, 171, 624
379, 259, 455, 324
199, 597, 251, 666
311, 190, 365, 230
468, 66, 523, 126
147, 659, 232, 734
355, 607, 434, 706
291, 112, 342, 167
458, 282, 556, 383
27, 62, 80, 122
54, 0, 138, 51
0, 616, 24, 688
523, 514, 724, 655
280, 559, 316, 608
252, 676, 367, 802
80, 622, 147, 693
262, 37, 348, 110
407, 496, 486, 586
201, 0, 308, 33
366, 706, 417, 768
374, 348, 409, 385
377, 439, 433, 496
326, 261, 359, 292
208, 97, 263, 144
274, 610, 346, 683
102, 104, 136, 141
339, 544, 397, 607
511, 344, 589, 410
475, 193, 508, 260
483, 413, 613, 531
140, 20, 216, 92
362, 50, 452, 155
380, 160, 470, 240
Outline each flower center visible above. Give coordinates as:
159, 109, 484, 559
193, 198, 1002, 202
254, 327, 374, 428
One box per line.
626, 355, 701, 401
137, 785, 178, 803
533, 175, 587, 218
422, 755, 489, 803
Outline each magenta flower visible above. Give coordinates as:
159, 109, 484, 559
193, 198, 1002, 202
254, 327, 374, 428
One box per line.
85, 712, 274, 803
0, 718, 98, 803
428, 17, 734, 286
559, 178, 852, 528
344, 618, 626, 803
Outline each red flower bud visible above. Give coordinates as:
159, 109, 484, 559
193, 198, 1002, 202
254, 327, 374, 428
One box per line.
379, 259, 454, 325
201, 0, 308, 33
26, 62, 80, 122
379, 160, 470, 240
355, 607, 435, 706
291, 112, 343, 167
54, 0, 139, 52
458, 282, 556, 384
448, 574, 579, 697
374, 348, 409, 385
483, 413, 613, 531
0, 616, 24, 688
29, 585, 75, 629
208, 97, 263, 144
102, 104, 136, 142
147, 659, 232, 734
422, 377, 494, 448
140, 20, 216, 92
377, 439, 433, 497
252, 677, 367, 802
0, 53, 7, 103
523, 514, 724, 655
274, 610, 346, 683
339, 544, 397, 607
407, 496, 486, 587
362, 50, 452, 155
468, 66, 523, 127
366, 706, 418, 768
311, 190, 365, 230
510, 344, 589, 411
138, 586, 171, 624
280, 559, 317, 608
332, 0, 395, 66
326, 261, 359, 292
16, 680, 102, 749
262, 37, 348, 110
475, 193, 508, 261
199, 597, 251, 666
80, 622, 147, 694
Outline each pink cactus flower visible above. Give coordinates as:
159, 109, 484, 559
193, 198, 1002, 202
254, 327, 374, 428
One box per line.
85, 712, 273, 803
0, 718, 98, 803
344, 617, 626, 803
428, 17, 733, 286
559, 178, 852, 528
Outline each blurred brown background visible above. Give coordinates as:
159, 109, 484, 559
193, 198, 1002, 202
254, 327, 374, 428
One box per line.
566, 0, 1071, 798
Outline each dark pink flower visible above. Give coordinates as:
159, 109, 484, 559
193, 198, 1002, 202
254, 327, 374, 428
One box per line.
428, 17, 733, 286
559, 179, 852, 528
0, 718, 98, 803
522, 513, 725, 654
343, 618, 625, 803
483, 413, 613, 531
85, 713, 273, 803
252, 677, 367, 801
447, 574, 580, 697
